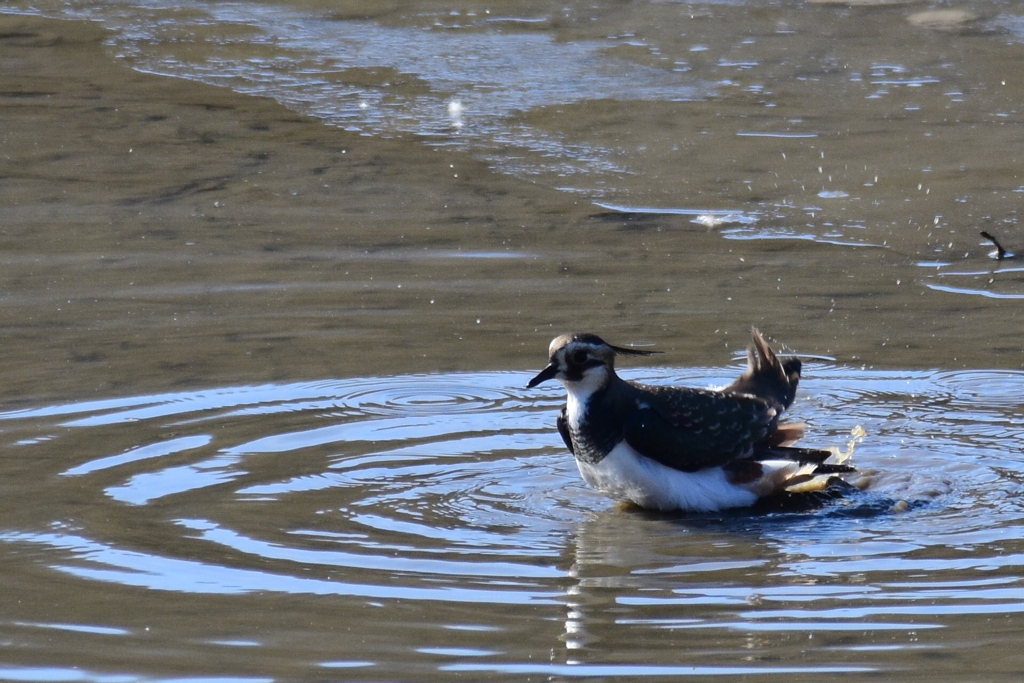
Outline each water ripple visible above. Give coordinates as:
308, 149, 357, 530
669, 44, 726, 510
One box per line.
3, 367, 1024, 674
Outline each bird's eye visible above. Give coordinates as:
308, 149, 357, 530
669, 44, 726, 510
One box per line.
572, 350, 588, 364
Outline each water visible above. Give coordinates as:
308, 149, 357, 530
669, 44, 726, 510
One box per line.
12, 0, 1024, 242
2, 366, 1024, 679
3, 0, 1024, 679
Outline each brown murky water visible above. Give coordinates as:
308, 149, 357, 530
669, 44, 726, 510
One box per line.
2, 3, 1024, 681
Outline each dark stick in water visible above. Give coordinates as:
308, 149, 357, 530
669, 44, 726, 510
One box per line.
980, 231, 1016, 260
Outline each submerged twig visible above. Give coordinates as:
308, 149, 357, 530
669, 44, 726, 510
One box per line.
980, 231, 1016, 260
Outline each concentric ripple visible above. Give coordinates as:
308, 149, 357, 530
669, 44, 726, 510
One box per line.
3, 366, 1024, 676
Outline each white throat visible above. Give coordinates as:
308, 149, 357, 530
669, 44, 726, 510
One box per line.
561, 367, 609, 430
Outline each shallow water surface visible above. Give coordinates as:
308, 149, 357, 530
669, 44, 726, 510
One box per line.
3, 1, 1024, 680
2, 366, 1024, 679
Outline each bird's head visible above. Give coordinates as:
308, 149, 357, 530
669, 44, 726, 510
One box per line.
527, 333, 656, 394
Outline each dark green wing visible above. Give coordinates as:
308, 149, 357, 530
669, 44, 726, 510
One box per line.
623, 387, 776, 472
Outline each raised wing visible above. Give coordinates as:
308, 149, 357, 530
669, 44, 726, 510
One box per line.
724, 328, 801, 411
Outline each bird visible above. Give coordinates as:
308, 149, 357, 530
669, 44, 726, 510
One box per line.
527, 329, 853, 512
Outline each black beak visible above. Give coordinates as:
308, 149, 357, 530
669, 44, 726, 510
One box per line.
527, 362, 559, 388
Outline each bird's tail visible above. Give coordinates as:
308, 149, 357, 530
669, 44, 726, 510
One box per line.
736, 426, 862, 497
770, 427, 862, 494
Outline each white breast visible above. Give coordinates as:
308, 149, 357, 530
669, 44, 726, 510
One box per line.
562, 372, 605, 433
574, 441, 760, 512
565, 390, 586, 432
